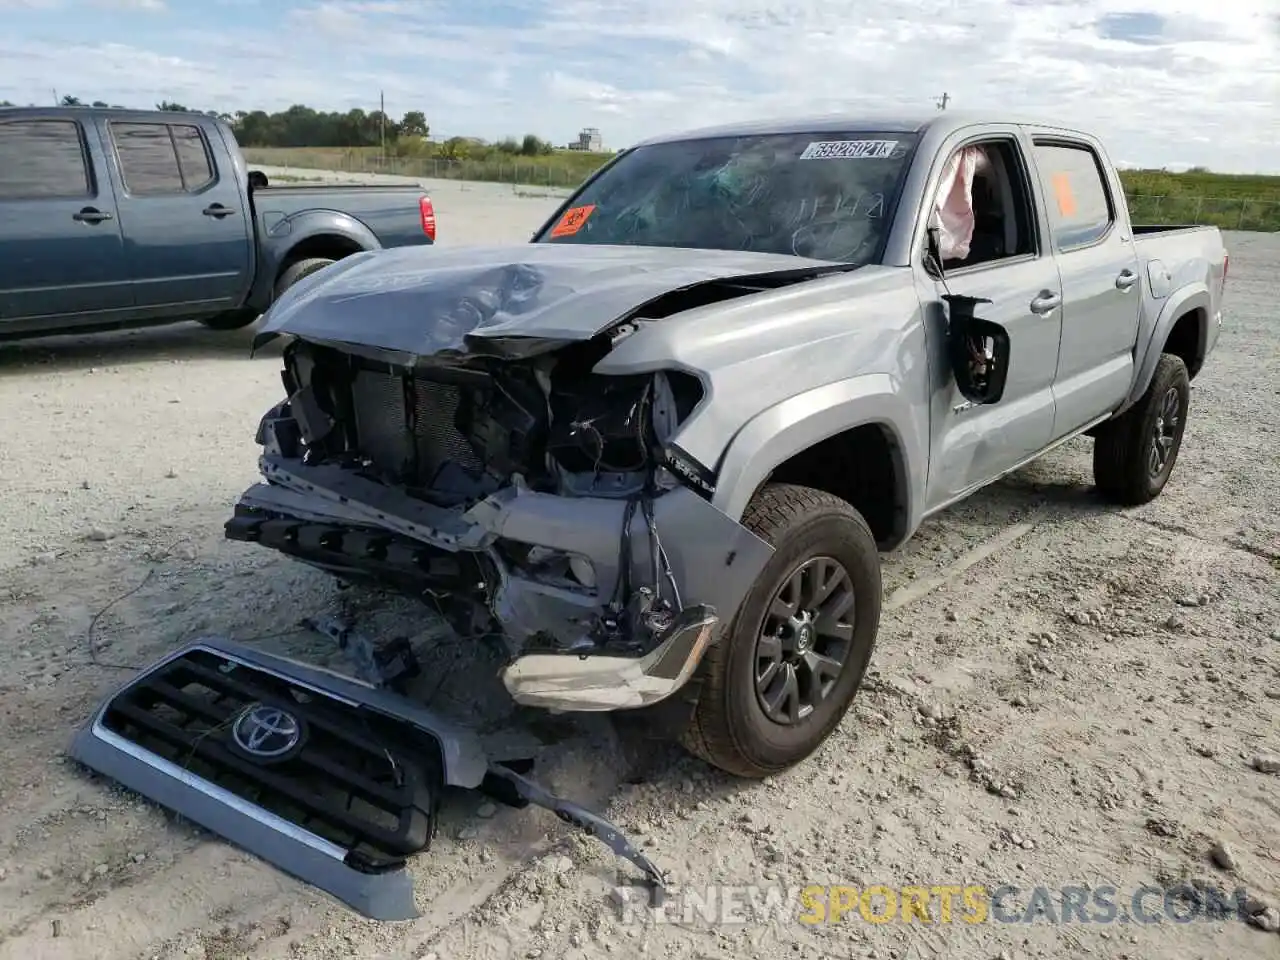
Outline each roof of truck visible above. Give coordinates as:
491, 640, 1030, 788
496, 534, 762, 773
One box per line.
0, 104, 223, 124
631, 110, 1079, 147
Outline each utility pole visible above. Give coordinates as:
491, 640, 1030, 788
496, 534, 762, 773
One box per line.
379, 90, 386, 165
52, 88, 58, 106
936, 92, 950, 111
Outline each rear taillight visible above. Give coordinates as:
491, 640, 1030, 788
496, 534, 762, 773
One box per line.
419, 196, 436, 242
1223, 254, 1228, 282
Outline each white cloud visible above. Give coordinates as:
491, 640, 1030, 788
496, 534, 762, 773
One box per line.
0, 0, 1277, 171
88, 0, 166, 9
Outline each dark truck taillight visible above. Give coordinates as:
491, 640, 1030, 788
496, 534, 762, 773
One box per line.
419, 196, 436, 241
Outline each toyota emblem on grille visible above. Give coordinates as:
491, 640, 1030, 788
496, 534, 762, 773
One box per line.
232, 703, 301, 759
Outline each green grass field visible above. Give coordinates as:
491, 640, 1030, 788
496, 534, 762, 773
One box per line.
243, 146, 1280, 232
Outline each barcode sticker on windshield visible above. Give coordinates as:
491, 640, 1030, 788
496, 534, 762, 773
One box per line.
799, 139, 900, 161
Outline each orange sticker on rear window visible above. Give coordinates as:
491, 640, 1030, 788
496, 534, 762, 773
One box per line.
550, 204, 595, 238
1051, 173, 1077, 218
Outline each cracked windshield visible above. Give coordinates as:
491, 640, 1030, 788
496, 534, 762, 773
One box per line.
536, 132, 918, 262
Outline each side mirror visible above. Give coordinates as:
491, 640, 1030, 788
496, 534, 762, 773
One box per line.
942, 294, 1010, 405
248, 170, 269, 190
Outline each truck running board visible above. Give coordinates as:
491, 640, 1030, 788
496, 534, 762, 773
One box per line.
69, 637, 664, 921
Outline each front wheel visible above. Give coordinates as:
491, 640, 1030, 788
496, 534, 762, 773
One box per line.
680, 483, 882, 778
1093, 353, 1191, 506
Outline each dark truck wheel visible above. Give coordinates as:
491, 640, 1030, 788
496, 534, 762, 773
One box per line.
198, 257, 338, 331
1092, 353, 1191, 506
273, 256, 337, 299
680, 483, 882, 778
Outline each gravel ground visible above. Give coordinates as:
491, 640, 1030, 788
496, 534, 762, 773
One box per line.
0, 213, 1276, 960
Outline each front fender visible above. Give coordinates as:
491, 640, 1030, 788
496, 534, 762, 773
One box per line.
1125, 283, 1209, 409
709, 374, 924, 535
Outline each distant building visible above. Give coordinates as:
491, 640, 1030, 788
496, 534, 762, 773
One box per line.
567, 127, 603, 152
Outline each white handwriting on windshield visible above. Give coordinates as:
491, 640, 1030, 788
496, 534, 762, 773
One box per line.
788, 192, 885, 226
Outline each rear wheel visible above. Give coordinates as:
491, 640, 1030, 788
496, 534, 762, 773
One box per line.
273, 256, 337, 299
680, 483, 882, 778
1093, 353, 1191, 506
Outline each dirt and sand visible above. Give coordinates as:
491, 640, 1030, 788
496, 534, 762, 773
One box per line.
0, 176, 1276, 960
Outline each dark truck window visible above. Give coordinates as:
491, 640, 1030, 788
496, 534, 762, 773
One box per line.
1032, 142, 1114, 250
0, 120, 91, 200
111, 122, 215, 195
535, 132, 919, 263
171, 124, 215, 190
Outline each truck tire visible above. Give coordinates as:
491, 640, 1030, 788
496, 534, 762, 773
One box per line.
273, 257, 337, 299
680, 483, 882, 778
1092, 353, 1191, 506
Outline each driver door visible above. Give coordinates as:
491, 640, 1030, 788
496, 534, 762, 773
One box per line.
919, 132, 1063, 511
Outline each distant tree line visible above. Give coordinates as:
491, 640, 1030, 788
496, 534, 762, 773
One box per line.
0, 95, 570, 159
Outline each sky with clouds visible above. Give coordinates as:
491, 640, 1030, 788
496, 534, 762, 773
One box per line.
1, 0, 1277, 173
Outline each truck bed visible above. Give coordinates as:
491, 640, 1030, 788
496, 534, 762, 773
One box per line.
249, 181, 434, 264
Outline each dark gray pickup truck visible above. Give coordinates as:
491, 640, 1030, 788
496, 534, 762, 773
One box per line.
0, 105, 437, 339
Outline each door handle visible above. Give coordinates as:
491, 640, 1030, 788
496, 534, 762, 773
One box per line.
1116, 269, 1139, 291
72, 207, 113, 224
1030, 291, 1062, 315
202, 203, 236, 218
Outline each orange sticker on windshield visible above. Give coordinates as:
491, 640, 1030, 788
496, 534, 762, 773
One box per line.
1051, 173, 1077, 218
550, 204, 595, 237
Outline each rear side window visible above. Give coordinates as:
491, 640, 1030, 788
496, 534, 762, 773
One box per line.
111, 122, 216, 195
171, 124, 215, 191
1032, 142, 1114, 249
0, 120, 92, 200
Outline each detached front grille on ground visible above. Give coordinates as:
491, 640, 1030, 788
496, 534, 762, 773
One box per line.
101, 647, 441, 869
70, 638, 666, 921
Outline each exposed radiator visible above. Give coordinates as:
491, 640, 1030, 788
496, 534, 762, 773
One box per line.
349, 369, 482, 483
351, 369, 413, 478
412, 379, 483, 478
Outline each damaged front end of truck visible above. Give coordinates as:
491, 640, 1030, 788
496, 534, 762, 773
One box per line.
69, 243, 849, 920
232, 345, 741, 711
222, 243, 853, 712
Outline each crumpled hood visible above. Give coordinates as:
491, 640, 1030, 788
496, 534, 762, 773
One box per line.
253, 242, 843, 360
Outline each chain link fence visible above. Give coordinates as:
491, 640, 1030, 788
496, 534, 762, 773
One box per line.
244, 149, 1280, 232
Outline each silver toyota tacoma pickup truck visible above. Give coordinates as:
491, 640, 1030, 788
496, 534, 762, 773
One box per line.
70, 112, 1228, 920
228, 112, 1227, 777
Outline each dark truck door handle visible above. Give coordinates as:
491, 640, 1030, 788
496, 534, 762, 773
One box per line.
72, 207, 113, 224
1030, 291, 1062, 315
202, 203, 235, 219
1116, 269, 1139, 290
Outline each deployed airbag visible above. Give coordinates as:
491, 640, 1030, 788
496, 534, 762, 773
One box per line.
932, 145, 991, 261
